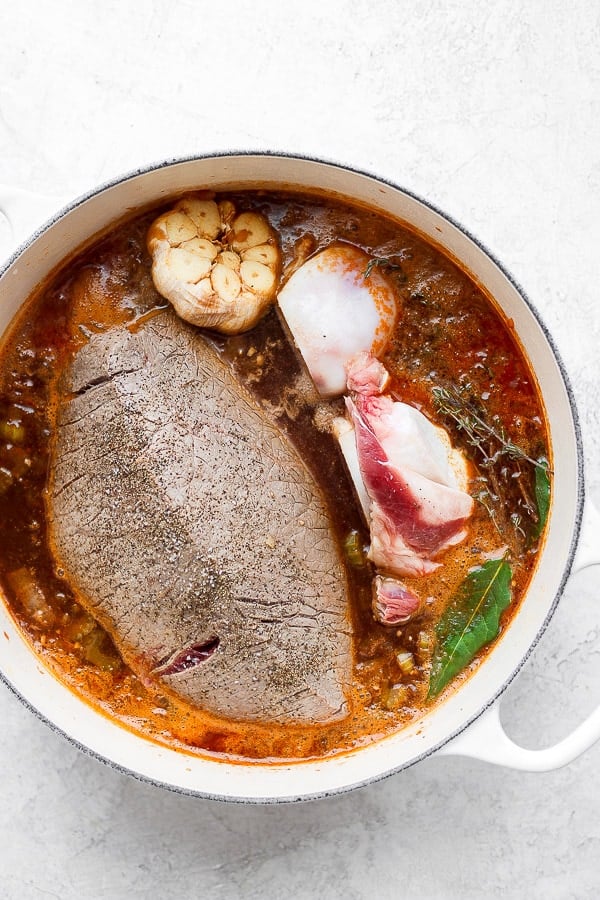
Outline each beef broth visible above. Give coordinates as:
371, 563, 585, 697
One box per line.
0, 191, 550, 761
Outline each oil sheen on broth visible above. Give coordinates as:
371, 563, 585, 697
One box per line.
0, 191, 550, 761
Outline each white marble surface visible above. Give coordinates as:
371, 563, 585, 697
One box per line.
1, 2, 599, 897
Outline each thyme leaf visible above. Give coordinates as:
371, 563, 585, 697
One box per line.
474, 486, 502, 536
363, 256, 405, 280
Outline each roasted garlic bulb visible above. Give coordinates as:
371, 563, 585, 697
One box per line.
147, 196, 281, 334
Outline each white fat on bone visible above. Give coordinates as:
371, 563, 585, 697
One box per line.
334, 353, 473, 578
333, 416, 371, 518
366, 399, 469, 491
147, 197, 281, 334
333, 402, 470, 521
276, 244, 398, 397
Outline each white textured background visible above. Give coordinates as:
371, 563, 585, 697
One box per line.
1, 2, 599, 898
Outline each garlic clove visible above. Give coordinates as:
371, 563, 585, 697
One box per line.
177, 199, 221, 240
231, 212, 271, 251
218, 200, 236, 230
191, 277, 214, 301
166, 248, 212, 284
211, 263, 242, 302
240, 259, 276, 296
182, 237, 219, 260
218, 250, 241, 272
241, 243, 278, 267
165, 212, 198, 246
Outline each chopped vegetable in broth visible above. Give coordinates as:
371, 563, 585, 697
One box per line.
0, 191, 550, 761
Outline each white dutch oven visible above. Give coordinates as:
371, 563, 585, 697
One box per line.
0, 154, 598, 802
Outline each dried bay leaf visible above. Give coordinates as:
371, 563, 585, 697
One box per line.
428, 557, 512, 698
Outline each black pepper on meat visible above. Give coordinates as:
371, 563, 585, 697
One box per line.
46, 310, 353, 724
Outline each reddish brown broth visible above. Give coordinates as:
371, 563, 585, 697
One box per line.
0, 191, 549, 761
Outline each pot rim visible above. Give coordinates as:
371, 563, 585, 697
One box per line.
0, 151, 586, 803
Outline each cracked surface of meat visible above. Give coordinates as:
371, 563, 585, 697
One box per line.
47, 310, 352, 724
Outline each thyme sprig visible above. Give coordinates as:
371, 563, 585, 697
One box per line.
432, 385, 547, 472
473, 484, 502, 536
363, 256, 405, 280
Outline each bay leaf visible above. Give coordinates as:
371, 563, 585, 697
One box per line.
533, 463, 551, 539
428, 557, 512, 698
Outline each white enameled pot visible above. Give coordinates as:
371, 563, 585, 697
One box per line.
0, 154, 598, 802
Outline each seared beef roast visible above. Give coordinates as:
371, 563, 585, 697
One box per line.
47, 311, 352, 723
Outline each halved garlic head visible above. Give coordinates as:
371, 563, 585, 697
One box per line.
276, 244, 399, 396
147, 197, 281, 334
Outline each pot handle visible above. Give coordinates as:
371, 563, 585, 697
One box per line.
0, 185, 67, 256
438, 496, 600, 771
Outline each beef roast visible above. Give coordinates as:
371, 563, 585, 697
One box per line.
47, 310, 352, 723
